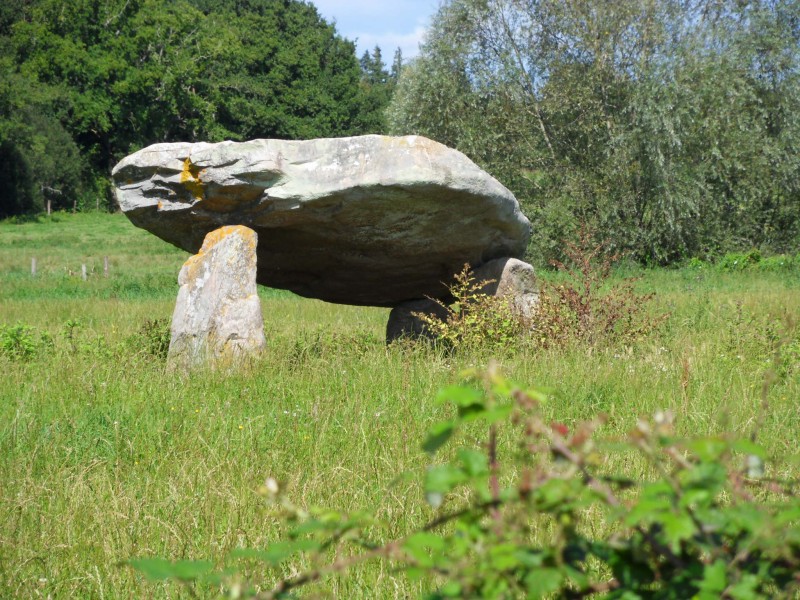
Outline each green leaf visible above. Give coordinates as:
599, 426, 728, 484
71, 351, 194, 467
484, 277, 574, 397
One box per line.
535, 479, 573, 510
461, 404, 513, 425
425, 464, 467, 495
661, 512, 696, 553
403, 532, 446, 568
129, 558, 214, 582
457, 448, 489, 477
679, 488, 712, 509
423, 421, 455, 454
489, 544, 520, 571
524, 568, 563, 598
439, 581, 462, 597
688, 438, 728, 461
732, 439, 767, 459
699, 560, 727, 595
230, 540, 320, 565
727, 573, 760, 600
436, 385, 483, 408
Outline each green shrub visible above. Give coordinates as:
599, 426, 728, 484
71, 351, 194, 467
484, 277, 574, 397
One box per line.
756, 255, 796, 272
686, 256, 708, 270
417, 230, 665, 354
134, 318, 172, 360
130, 366, 800, 598
718, 250, 762, 272
0, 322, 52, 361
415, 265, 528, 353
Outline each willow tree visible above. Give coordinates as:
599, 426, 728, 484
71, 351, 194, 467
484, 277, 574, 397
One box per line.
389, 0, 800, 263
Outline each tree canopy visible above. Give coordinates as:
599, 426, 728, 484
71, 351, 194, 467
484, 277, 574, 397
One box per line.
0, 0, 394, 217
389, 0, 800, 263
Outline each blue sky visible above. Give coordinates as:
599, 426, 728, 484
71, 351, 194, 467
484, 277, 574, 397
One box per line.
311, 0, 439, 60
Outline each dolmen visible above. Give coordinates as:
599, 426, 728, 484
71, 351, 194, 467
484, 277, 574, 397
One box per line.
111, 135, 535, 365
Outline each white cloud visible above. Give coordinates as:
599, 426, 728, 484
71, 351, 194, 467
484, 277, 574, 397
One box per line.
310, 0, 437, 59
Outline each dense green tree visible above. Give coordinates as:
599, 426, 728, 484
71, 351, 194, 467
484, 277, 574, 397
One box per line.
355, 45, 401, 133
0, 0, 389, 217
0, 50, 85, 217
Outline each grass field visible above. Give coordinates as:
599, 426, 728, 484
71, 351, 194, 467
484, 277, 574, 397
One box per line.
1, 213, 798, 598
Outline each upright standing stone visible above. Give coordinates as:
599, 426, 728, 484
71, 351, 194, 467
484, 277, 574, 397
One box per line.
472, 258, 539, 321
168, 225, 266, 370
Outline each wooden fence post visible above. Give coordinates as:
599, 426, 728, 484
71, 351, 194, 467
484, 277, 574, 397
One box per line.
31, 257, 37, 277
103, 256, 109, 278
81, 264, 87, 281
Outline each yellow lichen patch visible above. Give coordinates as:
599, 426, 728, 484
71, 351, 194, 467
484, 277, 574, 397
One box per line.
198, 225, 256, 254
180, 225, 258, 282
181, 157, 205, 200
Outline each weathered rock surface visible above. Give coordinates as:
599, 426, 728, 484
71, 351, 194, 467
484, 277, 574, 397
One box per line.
472, 258, 539, 321
112, 135, 531, 307
168, 225, 266, 369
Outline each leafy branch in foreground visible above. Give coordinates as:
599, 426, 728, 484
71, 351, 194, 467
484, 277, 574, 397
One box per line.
131, 365, 800, 598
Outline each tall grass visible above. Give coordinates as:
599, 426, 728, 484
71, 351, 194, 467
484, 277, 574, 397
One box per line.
0, 213, 798, 598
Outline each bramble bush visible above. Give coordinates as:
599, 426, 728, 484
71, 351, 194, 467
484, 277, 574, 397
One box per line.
535, 229, 667, 348
130, 364, 800, 599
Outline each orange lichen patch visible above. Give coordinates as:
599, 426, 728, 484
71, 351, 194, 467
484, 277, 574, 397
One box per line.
181, 157, 205, 200
157, 201, 163, 210
198, 225, 257, 254
180, 225, 258, 283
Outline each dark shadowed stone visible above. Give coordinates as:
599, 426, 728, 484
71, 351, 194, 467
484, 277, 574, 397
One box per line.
386, 298, 451, 343
112, 135, 531, 307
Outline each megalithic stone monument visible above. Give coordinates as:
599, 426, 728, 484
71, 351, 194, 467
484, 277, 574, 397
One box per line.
167, 225, 266, 370
111, 135, 536, 350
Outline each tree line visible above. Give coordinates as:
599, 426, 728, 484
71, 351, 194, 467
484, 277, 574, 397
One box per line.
0, 0, 397, 217
2, 0, 799, 264
389, 0, 800, 263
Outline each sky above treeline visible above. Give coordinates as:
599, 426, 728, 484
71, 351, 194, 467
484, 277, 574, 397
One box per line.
311, 0, 439, 60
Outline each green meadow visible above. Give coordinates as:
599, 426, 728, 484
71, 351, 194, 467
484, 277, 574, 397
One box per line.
1, 213, 798, 598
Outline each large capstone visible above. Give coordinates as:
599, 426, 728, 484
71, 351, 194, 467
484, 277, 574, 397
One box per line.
168, 225, 266, 369
112, 135, 531, 307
